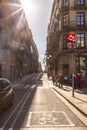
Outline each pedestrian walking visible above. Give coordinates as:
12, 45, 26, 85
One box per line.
19, 73, 23, 79
77, 73, 82, 88
58, 71, 63, 88
52, 74, 55, 85
55, 74, 58, 86
73, 74, 78, 89
52, 74, 58, 86
64, 76, 68, 84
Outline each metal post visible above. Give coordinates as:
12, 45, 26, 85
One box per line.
72, 52, 74, 97
67, 33, 76, 97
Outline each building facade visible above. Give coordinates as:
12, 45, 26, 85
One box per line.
46, 0, 87, 80
0, 0, 39, 80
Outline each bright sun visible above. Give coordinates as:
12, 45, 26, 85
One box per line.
21, 0, 36, 15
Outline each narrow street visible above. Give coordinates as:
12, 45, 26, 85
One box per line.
0, 73, 86, 130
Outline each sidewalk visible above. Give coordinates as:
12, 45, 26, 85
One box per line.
52, 83, 87, 117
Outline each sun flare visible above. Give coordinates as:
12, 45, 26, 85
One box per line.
21, 0, 36, 15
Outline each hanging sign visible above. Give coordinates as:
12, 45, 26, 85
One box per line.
67, 33, 76, 48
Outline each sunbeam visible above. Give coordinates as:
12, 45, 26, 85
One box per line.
0, 1, 25, 30
16, 11, 25, 30
20, 0, 38, 16
2, 2, 22, 7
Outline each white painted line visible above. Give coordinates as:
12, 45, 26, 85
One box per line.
28, 112, 32, 120
26, 112, 32, 127
36, 73, 41, 80
10, 86, 36, 127
13, 83, 19, 88
31, 84, 36, 89
25, 111, 75, 127
2, 88, 31, 129
13, 84, 23, 89
62, 111, 75, 126
0, 128, 3, 130
24, 84, 30, 89
8, 128, 13, 130
38, 87, 49, 89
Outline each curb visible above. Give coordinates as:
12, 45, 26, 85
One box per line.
53, 87, 87, 117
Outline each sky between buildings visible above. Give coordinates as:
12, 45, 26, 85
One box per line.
21, 0, 54, 65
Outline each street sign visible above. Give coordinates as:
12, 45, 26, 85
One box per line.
67, 33, 76, 43
67, 33, 76, 49
67, 42, 76, 49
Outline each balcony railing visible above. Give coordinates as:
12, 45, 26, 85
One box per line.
74, 2, 87, 9
61, 3, 87, 11
62, 5, 69, 11
62, 21, 87, 30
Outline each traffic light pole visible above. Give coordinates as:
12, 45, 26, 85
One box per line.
71, 52, 74, 97
67, 33, 76, 97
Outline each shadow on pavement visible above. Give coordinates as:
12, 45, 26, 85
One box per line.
74, 97, 87, 103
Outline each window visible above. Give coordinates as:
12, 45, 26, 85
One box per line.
63, 0, 69, 7
77, 12, 85, 26
63, 14, 69, 27
77, 33, 85, 48
76, 56, 85, 75
77, 0, 85, 5
63, 34, 67, 49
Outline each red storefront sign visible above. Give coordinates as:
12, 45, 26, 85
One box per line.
67, 33, 76, 48
67, 33, 76, 43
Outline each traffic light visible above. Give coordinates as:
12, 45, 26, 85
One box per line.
23, 63, 29, 67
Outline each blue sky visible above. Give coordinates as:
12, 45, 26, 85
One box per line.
21, 0, 53, 64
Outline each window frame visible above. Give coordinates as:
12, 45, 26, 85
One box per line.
77, 0, 85, 6
76, 33, 85, 48
77, 12, 85, 26
63, 0, 69, 7
63, 13, 69, 27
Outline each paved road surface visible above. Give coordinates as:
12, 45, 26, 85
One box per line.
0, 73, 86, 130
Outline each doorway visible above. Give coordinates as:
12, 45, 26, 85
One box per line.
63, 64, 69, 77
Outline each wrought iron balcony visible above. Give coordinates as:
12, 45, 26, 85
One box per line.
61, 2, 87, 12
62, 21, 87, 30
74, 2, 87, 9
61, 5, 69, 11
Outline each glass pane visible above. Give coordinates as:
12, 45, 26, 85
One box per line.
77, 0, 84, 5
